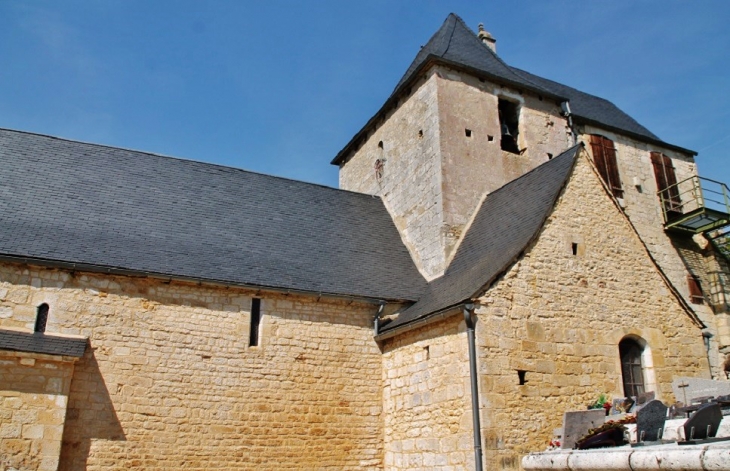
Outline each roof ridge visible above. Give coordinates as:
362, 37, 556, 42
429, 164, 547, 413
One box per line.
508, 67, 617, 105
0, 127, 378, 199
447, 16, 558, 97
439, 13, 459, 57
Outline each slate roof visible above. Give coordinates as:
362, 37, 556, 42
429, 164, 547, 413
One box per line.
509, 67, 695, 155
390, 13, 562, 100
0, 129, 427, 302
332, 13, 694, 165
380, 144, 580, 333
0, 329, 87, 358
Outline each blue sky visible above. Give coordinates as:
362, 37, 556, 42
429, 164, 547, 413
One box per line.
0, 1, 728, 189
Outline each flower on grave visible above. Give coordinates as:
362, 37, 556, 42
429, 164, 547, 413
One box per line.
588, 393, 610, 410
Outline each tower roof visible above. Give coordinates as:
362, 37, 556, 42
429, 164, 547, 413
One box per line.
332, 13, 695, 165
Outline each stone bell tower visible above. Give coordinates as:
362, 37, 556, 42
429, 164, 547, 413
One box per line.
332, 14, 573, 279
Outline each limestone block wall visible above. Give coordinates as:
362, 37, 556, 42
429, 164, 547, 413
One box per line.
0, 262, 383, 470
0, 351, 76, 471
338, 65, 573, 279
338, 71, 445, 279
380, 316, 473, 471
435, 68, 572, 262
474, 153, 709, 470
578, 126, 727, 372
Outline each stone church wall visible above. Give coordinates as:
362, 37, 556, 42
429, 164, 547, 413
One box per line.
474, 153, 709, 470
434, 67, 572, 264
338, 65, 573, 280
578, 126, 727, 375
0, 262, 383, 470
380, 316, 473, 471
338, 71, 445, 279
0, 350, 76, 471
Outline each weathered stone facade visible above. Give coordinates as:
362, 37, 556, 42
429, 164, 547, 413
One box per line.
2, 14, 728, 471
578, 127, 729, 375
372, 153, 710, 471
473, 153, 709, 469
339, 66, 572, 280
0, 263, 383, 470
381, 317, 473, 470
340, 58, 727, 379
0, 351, 76, 471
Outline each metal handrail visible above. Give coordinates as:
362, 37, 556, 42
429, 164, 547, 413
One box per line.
658, 176, 730, 224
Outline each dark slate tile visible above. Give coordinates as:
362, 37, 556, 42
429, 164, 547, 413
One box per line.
0, 129, 427, 302
0, 329, 87, 358
382, 145, 579, 331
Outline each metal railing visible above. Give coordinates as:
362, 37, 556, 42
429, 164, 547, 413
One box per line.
658, 176, 730, 230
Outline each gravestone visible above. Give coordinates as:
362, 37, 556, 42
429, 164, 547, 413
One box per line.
683, 403, 723, 440
672, 377, 730, 405
561, 409, 606, 449
610, 397, 634, 415
634, 391, 655, 411
636, 399, 667, 442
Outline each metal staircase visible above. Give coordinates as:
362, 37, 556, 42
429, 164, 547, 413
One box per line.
659, 176, 730, 236
659, 176, 730, 311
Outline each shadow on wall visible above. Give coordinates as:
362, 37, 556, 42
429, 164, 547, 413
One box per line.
0, 357, 74, 471
59, 348, 125, 470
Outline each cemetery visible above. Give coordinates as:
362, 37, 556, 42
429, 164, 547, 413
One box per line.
523, 378, 730, 470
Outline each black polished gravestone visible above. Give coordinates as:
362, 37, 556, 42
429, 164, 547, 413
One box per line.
683, 403, 723, 441
636, 400, 667, 442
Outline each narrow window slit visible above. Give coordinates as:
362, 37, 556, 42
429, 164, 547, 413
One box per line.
517, 370, 527, 385
35, 303, 49, 333
571, 243, 579, 256
465, 129, 472, 137
424, 345, 430, 360
249, 298, 261, 347
377, 140, 384, 149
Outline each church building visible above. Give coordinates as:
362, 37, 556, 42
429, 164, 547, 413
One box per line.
1, 13, 728, 471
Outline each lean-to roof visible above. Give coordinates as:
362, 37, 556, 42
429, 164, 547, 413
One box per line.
380, 144, 580, 333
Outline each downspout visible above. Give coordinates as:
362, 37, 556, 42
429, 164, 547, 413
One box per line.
373, 302, 385, 336
702, 330, 714, 378
560, 101, 577, 146
463, 303, 484, 471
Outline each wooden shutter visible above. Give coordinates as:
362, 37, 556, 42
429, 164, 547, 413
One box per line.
687, 275, 704, 305
651, 152, 681, 213
590, 135, 623, 198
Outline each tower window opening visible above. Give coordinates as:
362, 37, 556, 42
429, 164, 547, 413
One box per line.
498, 99, 520, 154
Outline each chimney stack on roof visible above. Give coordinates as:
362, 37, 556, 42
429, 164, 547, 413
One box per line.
478, 23, 496, 53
